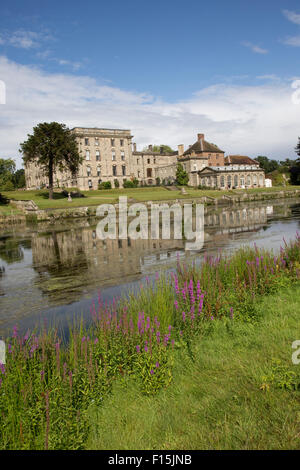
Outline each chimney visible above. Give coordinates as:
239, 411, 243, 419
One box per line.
148, 144, 153, 152
178, 144, 184, 156
197, 133, 204, 151
133, 143, 137, 152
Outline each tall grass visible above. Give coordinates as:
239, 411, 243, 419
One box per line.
1, 234, 300, 449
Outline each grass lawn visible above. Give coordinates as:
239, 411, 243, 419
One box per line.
2, 185, 299, 211
87, 286, 300, 450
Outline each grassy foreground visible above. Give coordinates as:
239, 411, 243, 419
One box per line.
2, 185, 300, 210
88, 286, 300, 450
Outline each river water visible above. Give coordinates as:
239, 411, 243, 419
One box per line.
0, 198, 300, 336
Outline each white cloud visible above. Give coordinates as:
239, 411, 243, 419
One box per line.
242, 41, 268, 54
0, 56, 299, 167
283, 9, 300, 25
282, 35, 300, 47
0, 30, 53, 49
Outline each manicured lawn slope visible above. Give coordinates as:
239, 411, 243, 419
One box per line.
88, 286, 300, 450
2, 186, 300, 210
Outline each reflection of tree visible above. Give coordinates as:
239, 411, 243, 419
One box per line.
0, 237, 24, 264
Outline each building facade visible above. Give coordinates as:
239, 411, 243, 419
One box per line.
24, 128, 265, 190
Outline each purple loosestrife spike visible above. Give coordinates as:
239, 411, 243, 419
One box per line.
136, 345, 141, 353
0, 363, 5, 375
150, 369, 154, 375
155, 362, 160, 368
13, 325, 18, 338
24, 330, 30, 342
144, 345, 148, 352
174, 300, 178, 310
94, 338, 99, 345
182, 311, 186, 321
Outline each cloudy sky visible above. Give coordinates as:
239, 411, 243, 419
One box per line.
1, 0, 300, 167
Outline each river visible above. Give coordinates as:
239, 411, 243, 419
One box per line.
0, 197, 300, 336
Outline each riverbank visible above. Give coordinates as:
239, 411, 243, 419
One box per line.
1, 234, 300, 449
1, 186, 300, 223
87, 284, 300, 450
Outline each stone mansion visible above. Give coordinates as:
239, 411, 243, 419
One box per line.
24, 127, 265, 190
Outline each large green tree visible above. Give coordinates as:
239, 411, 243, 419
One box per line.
20, 122, 82, 199
255, 156, 279, 173
0, 158, 16, 189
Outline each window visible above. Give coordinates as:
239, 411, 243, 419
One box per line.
96, 150, 100, 161
87, 166, 91, 177
98, 179, 102, 185
112, 151, 116, 161
147, 158, 150, 164
234, 175, 238, 187
85, 138, 89, 146
147, 168, 152, 178
137, 158, 139, 164
97, 166, 101, 177
86, 150, 90, 160
120, 139, 124, 146
227, 175, 231, 187
220, 175, 225, 187
88, 179, 93, 188
112, 165, 117, 176
121, 151, 125, 161
95, 138, 99, 146
154, 158, 156, 164
193, 164, 197, 171
240, 177, 245, 186
111, 138, 115, 146
122, 165, 126, 176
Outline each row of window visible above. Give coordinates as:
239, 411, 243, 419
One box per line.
136, 158, 156, 165
85, 150, 126, 161
200, 174, 264, 187
86, 165, 126, 177
84, 138, 125, 147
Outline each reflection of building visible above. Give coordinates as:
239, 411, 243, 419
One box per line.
25, 128, 265, 190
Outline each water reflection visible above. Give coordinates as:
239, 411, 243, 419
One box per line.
0, 198, 299, 335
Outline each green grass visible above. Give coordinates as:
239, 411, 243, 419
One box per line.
2, 185, 300, 211
87, 286, 300, 450
0, 203, 23, 216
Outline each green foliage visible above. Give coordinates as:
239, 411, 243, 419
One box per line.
123, 178, 139, 188
0, 180, 14, 191
255, 156, 279, 173
0, 158, 16, 189
114, 179, 119, 188
155, 177, 161, 186
175, 163, 189, 186
261, 359, 300, 391
20, 122, 82, 199
98, 181, 112, 190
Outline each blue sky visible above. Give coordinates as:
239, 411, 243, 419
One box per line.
1, 0, 300, 166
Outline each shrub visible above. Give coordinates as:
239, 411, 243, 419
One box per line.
114, 179, 120, 188
98, 181, 112, 190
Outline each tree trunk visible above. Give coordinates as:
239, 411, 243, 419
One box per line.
48, 158, 54, 200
